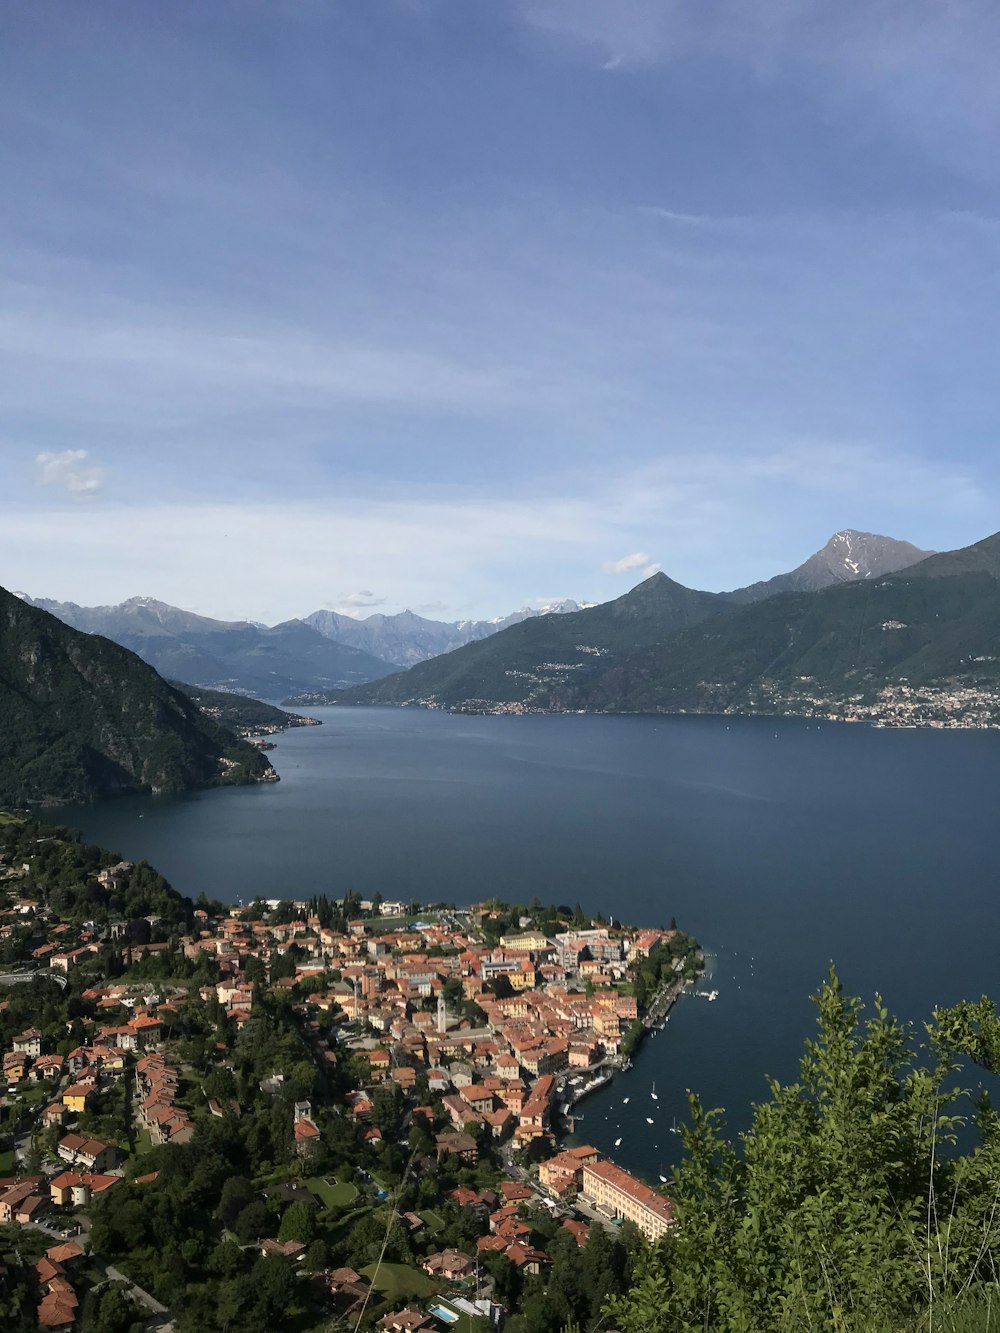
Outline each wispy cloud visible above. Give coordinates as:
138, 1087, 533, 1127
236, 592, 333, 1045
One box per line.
603, 551, 660, 576
519, 0, 1000, 175
336, 590, 388, 613
35, 449, 103, 498
4, 435, 989, 622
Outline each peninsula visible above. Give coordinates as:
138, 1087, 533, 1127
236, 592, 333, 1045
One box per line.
0, 814, 695, 1332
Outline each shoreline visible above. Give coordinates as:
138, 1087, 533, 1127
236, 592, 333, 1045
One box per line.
552, 963, 702, 1146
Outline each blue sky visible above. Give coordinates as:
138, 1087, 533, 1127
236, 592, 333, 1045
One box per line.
3, 0, 999, 623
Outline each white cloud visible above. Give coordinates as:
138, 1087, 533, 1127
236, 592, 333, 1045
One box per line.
2, 438, 992, 623
35, 449, 103, 497
337, 590, 388, 613
604, 551, 654, 574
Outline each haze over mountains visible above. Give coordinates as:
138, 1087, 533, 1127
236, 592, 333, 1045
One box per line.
305, 599, 592, 666
17, 595, 396, 700
3, 527, 994, 806
16, 530, 926, 698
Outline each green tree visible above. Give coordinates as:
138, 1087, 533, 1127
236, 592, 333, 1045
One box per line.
278, 1199, 316, 1244
611, 970, 1000, 1333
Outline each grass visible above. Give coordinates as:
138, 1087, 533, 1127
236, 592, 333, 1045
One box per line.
359, 1260, 439, 1301
0, 1149, 15, 1173
418, 1208, 445, 1234
304, 1176, 358, 1209
325, 1203, 375, 1246
430, 1303, 485, 1333
131, 1127, 153, 1158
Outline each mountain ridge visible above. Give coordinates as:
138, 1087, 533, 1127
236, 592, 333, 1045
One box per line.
0, 585, 277, 805
724, 530, 932, 604
317, 529, 1000, 727
15, 595, 396, 699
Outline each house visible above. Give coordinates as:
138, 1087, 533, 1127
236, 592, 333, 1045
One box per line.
0, 1178, 44, 1223
379, 1311, 436, 1333
63, 1081, 96, 1114
57, 1133, 121, 1173
293, 1101, 321, 1158
504, 1241, 550, 1275
13, 1027, 42, 1057
435, 1131, 478, 1164
29, 1053, 64, 1082
14, 1193, 48, 1224
421, 1248, 476, 1281
49, 1172, 118, 1207
46, 1242, 85, 1266
320, 1266, 371, 1312
539, 1144, 600, 1197
4, 1048, 29, 1076
260, 1238, 306, 1260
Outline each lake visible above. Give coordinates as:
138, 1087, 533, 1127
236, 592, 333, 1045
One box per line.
51, 707, 1000, 1182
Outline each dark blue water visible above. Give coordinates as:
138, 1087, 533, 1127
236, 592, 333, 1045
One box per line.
50, 708, 1000, 1181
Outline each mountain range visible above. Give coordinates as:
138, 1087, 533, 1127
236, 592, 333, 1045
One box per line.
319, 531, 1000, 727
16, 595, 396, 700
305, 599, 591, 667
0, 586, 275, 806
16, 530, 928, 697
14, 594, 596, 696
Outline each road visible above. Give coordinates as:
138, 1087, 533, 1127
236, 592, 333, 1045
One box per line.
0, 968, 66, 988
26, 1222, 171, 1327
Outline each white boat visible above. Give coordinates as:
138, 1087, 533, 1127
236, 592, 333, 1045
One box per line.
651, 1083, 658, 1101
614, 1137, 622, 1147
622, 1097, 629, 1105
659, 1174, 667, 1183
645, 1116, 654, 1125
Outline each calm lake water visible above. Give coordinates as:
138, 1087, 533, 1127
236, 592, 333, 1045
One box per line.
51, 707, 1000, 1181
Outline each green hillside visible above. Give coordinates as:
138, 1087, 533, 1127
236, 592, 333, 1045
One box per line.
170, 681, 319, 734
314, 532, 1000, 726
304, 572, 726, 709
572, 569, 1000, 721
0, 586, 276, 805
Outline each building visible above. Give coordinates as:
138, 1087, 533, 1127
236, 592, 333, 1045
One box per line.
435, 1131, 479, 1164
422, 1247, 476, 1281
580, 1160, 674, 1241
56, 1134, 121, 1173
49, 1172, 118, 1207
379, 1310, 436, 1333
539, 1144, 600, 1196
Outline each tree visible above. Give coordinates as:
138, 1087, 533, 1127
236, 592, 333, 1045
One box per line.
81, 1283, 141, 1333
248, 1255, 298, 1328
217, 1176, 255, 1229
278, 1199, 316, 1244
233, 1199, 273, 1245
304, 1237, 330, 1271
610, 970, 1000, 1333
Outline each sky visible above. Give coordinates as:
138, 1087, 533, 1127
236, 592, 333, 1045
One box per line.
3, 0, 999, 624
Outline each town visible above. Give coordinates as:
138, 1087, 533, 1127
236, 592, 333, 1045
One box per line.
0, 813, 700, 1333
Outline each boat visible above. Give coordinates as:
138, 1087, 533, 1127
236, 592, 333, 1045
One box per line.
622, 1097, 629, 1105
614, 1137, 622, 1147
645, 1116, 654, 1125
651, 1083, 658, 1101
659, 1174, 667, 1183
